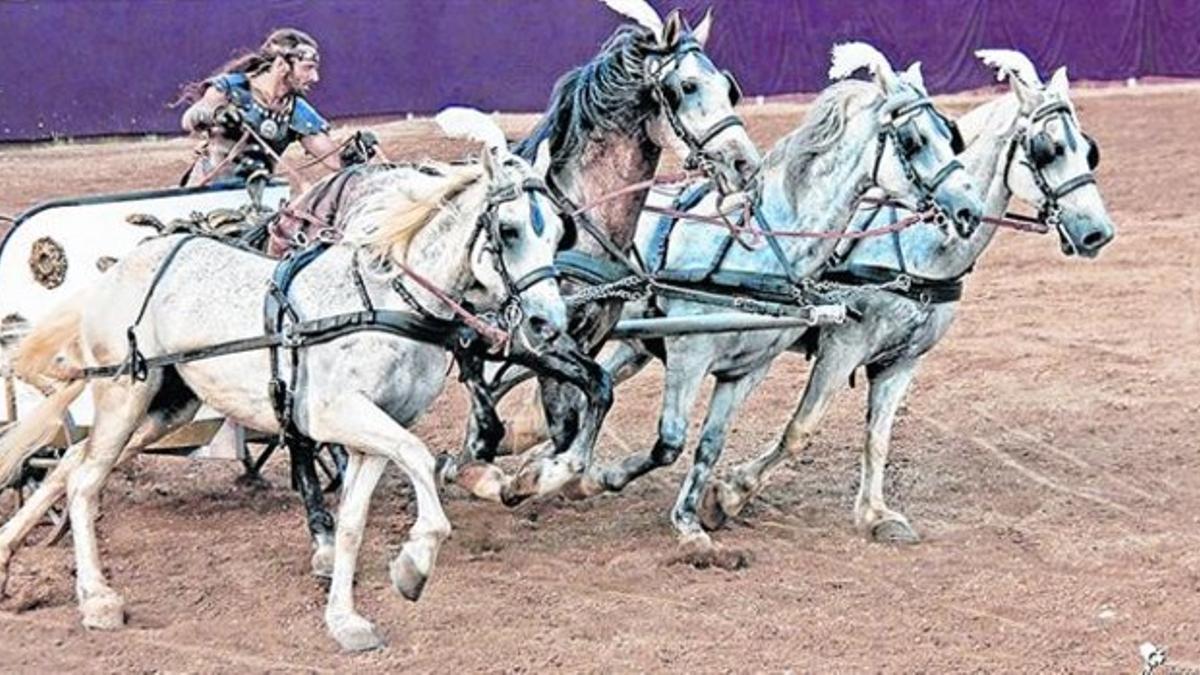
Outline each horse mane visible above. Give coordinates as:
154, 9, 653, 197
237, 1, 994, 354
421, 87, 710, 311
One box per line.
513, 24, 660, 170
351, 163, 484, 264
761, 80, 883, 202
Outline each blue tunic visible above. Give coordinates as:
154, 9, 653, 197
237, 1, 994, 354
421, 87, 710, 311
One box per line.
210, 72, 329, 155
183, 72, 330, 186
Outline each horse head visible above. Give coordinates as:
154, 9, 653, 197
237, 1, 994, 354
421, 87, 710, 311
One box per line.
977, 50, 1114, 257
437, 107, 568, 338
601, 1, 760, 191
831, 42, 984, 238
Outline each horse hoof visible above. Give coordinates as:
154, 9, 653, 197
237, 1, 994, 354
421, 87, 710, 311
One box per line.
697, 485, 729, 531
455, 462, 506, 503
871, 519, 920, 545
389, 552, 428, 602
311, 545, 335, 579
328, 613, 385, 652
80, 593, 126, 630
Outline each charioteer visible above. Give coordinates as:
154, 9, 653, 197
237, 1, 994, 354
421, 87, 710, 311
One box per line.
177, 28, 377, 188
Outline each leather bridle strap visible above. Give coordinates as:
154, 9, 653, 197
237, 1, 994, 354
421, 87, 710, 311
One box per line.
646, 40, 746, 179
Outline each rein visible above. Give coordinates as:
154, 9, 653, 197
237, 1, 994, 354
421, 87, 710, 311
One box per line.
641, 196, 937, 241
275, 172, 562, 352
858, 197, 1050, 235
391, 262, 510, 350
194, 131, 252, 188
242, 125, 313, 192
564, 170, 704, 219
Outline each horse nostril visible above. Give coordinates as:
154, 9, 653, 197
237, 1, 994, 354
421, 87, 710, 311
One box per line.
1082, 230, 1109, 249
732, 158, 755, 182
956, 208, 978, 227
527, 315, 559, 341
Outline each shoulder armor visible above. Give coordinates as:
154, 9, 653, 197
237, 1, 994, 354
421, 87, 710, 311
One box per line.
290, 97, 330, 136
210, 73, 251, 107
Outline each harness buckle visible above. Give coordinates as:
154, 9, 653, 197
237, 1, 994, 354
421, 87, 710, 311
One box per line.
315, 227, 341, 244
280, 322, 303, 349
931, 207, 950, 231
1043, 203, 1063, 228
503, 301, 524, 331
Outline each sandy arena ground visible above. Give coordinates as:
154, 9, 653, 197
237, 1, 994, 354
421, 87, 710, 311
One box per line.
0, 84, 1198, 672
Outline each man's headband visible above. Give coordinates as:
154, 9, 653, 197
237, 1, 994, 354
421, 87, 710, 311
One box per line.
267, 44, 320, 64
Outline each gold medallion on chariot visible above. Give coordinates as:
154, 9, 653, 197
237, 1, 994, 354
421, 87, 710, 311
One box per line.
28, 236, 68, 289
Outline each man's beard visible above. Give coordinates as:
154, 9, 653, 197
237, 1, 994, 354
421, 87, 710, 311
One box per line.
287, 73, 312, 96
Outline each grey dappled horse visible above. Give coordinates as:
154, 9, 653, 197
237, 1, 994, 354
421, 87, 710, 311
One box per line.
447, 1, 761, 505
700, 49, 1115, 543
578, 43, 985, 559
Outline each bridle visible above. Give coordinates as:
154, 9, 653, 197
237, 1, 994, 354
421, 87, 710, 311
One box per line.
645, 39, 746, 188
1003, 100, 1100, 234
458, 171, 563, 328
871, 97, 969, 231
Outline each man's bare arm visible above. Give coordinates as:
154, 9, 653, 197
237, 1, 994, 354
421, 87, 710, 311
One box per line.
300, 132, 343, 171
181, 87, 229, 133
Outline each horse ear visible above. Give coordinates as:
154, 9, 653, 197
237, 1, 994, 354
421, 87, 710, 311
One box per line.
598, 0, 663, 38
692, 8, 713, 47
533, 139, 553, 177
902, 61, 926, 93
661, 8, 683, 48
1048, 66, 1070, 96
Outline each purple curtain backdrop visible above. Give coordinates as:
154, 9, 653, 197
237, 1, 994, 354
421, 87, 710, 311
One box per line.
1, 0, 1197, 141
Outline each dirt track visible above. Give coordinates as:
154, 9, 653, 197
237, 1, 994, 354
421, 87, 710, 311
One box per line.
1, 86, 1199, 672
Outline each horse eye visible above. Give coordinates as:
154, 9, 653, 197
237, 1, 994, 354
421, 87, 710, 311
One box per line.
499, 222, 521, 243
898, 129, 924, 155
680, 80, 699, 96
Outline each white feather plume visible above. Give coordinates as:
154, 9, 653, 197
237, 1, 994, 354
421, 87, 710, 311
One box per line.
975, 49, 1043, 86
828, 41, 894, 81
598, 0, 663, 36
434, 106, 506, 150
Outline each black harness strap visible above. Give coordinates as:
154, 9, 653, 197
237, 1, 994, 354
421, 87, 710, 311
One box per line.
124, 234, 205, 381
823, 264, 963, 305
263, 242, 331, 442
79, 309, 459, 381
349, 250, 375, 312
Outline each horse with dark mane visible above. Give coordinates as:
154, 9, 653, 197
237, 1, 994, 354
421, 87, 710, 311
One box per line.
447, 0, 761, 505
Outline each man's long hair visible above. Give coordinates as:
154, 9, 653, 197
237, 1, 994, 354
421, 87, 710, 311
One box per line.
174, 28, 319, 106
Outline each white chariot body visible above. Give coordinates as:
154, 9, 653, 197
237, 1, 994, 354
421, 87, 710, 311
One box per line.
1, 182, 295, 536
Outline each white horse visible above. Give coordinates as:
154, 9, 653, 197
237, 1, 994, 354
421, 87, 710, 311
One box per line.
701, 50, 1116, 541
568, 43, 985, 559
0, 110, 568, 652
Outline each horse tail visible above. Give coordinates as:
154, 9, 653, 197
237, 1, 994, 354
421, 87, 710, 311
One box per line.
13, 291, 88, 383
0, 379, 85, 488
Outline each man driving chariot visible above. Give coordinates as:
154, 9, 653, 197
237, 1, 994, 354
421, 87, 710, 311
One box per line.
178, 28, 374, 188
